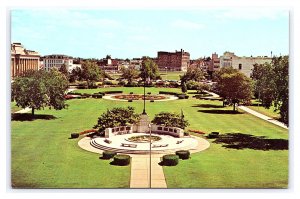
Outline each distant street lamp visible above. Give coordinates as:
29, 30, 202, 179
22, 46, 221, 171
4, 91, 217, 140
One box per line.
165, 67, 168, 80
148, 123, 152, 188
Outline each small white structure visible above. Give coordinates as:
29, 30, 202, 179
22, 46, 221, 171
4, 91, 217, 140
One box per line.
104, 114, 184, 138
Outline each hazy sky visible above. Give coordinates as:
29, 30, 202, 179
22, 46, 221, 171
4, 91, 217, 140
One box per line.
11, 9, 289, 59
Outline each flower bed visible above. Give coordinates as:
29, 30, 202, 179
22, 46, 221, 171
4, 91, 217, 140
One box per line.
79, 129, 98, 135
188, 129, 206, 135
113, 94, 167, 101
127, 135, 162, 143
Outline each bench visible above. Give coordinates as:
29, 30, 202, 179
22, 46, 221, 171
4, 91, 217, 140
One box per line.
152, 144, 169, 148
176, 140, 184, 144
121, 143, 137, 148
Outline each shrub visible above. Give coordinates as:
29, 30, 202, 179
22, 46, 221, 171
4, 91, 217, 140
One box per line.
130, 92, 134, 94
147, 92, 151, 95
177, 94, 186, 99
150, 100, 154, 102
103, 91, 123, 94
175, 150, 190, 160
184, 95, 189, 99
118, 80, 126, 86
184, 132, 190, 136
102, 151, 117, 159
113, 155, 131, 166
82, 93, 91, 98
71, 133, 79, 139
92, 94, 103, 98
159, 91, 179, 95
103, 80, 113, 85
128, 99, 133, 102
208, 132, 220, 139
162, 154, 179, 166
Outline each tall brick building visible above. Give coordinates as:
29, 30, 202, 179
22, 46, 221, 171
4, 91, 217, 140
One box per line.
11, 43, 40, 79
157, 49, 190, 71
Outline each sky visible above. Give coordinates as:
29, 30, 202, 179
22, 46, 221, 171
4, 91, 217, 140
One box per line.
11, 9, 289, 59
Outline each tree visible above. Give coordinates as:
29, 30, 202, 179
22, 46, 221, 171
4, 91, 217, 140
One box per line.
250, 56, 289, 125
251, 63, 275, 108
11, 69, 68, 116
81, 61, 102, 88
151, 112, 189, 129
180, 66, 204, 83
216, 71, 253, 111
212, 66, 239, 83
69, 67, 83, 82
196, 82, 210, 93
120, 66, 139, 85
58, 63, 69, 80
272, 56, 289, 125
94, 106, 140, 133
140, 58, 161, 80
181, 82, 187, 93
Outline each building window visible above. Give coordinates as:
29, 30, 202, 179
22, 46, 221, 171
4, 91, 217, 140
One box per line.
239, 63, 242, 70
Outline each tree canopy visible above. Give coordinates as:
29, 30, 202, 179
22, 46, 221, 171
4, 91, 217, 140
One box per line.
12, 69, 69, 115
140, 58, 161, 80
120, 66, 139, 85
180, 66, 204, 83
216, 70, 253, 111
251, 56, 289, 125
94, 106, 140, 133
151, 112, 189, 129
81, 61, 102, 88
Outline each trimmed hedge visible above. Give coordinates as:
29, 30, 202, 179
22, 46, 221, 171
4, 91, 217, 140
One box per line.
175, 150, 190, 160
71, 133, 79, 139
92, 94, 103, 98
208, 132, 220, 139
113, 155, 131, 166
162, 154, 179, 166
128, 99, 133, 102
102, 151, 117, 159
103, 91, 123, 94
159, 91, 179, 95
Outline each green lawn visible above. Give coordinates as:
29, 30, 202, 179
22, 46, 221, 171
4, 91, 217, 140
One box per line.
11, 101, 22, 113
247, 100, 280, 119
11, 87, 288, 188
160, 71, 184, 80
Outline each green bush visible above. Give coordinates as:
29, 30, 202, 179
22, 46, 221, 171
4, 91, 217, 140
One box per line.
175, 150, 190, 160
177, 94, 186, 99
82, 93, 91, 98
102, 151, 117, 159
113, 155, 131, 166
92, 94, 103, 98
208, 132, 219, 139
71, 133, 79, 139
103, 91, 123, 94
162, 154, 179, 166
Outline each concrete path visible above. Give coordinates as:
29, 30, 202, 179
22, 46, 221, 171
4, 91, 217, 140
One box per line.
14, 107, 31, 114
130, 155, 167, 188
239, 106, 288, 129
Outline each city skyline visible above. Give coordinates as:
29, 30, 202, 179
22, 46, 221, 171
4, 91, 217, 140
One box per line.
11, 9, 289, 59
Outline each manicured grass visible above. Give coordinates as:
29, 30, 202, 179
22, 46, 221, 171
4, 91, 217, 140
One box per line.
160, 71, 184, 80
11, 87, 288, 188
75, 87, 182, 95
11, 101, 22, 113
247, 100, 280, 119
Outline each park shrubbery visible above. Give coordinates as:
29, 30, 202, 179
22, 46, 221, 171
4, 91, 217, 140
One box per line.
92, 94, 103, 98
162, 154, 179, 166
70, 133, 79, 139
113, 155, 131, 166
102, 151, 117, 159
175, 150, 190, 160
207, 132, 220, 139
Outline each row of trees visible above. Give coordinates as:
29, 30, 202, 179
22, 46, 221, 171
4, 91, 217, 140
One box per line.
94, 107, 189, 134
251, 56, 289, 125
120, 58, 161, 85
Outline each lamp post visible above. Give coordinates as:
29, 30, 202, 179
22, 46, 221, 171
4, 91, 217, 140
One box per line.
142, 65, 146, 115
148, 123, 152, 188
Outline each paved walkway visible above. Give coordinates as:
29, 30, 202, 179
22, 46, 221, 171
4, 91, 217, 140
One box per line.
238, 106, 288, 129
130, 155, 167, 188
14, 107, 31, 114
